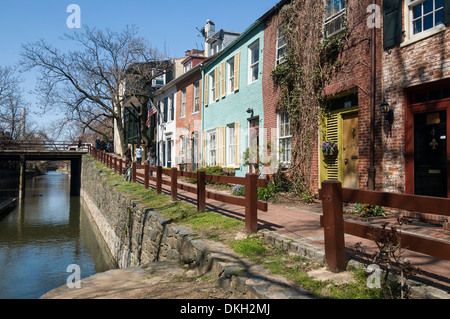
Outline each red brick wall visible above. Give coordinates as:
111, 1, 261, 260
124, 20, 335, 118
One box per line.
175, 71, 202, 171
382, 18, 450, 194
323, 0, 383, 192
262, 12, 282, 179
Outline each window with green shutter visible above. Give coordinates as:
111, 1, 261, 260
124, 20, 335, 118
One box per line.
383, 0, 403, 49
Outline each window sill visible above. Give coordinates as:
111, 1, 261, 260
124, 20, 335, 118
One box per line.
400, 25, 446, 48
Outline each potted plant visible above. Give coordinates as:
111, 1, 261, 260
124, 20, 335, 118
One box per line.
321, 140, 338, 157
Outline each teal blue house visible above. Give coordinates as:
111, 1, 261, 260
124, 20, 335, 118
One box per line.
201, 20, 265, 177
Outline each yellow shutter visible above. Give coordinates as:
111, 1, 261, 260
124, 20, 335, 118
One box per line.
234, 52, 240, 92
221, 62, 226, 98
204, 74, 209, 107
202, 130, 207, 167
234, 122, 240, 167
221, 126, 226, 166
216, 127, 222, 167
214, 67, 220, 101
325, 114, 339, 180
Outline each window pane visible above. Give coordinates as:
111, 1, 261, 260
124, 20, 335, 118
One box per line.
435, 8, 444, 25
413, 4, 422, 19
251, 45, 259, 64
424, 13, 434, 30
436, 0, 443, 8
423, 0, 433, 14
413, 19, 422, 34
252, 64, 259, 81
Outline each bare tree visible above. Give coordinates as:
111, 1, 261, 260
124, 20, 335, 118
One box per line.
0, 66, 32, 140
20, 25, 171, 154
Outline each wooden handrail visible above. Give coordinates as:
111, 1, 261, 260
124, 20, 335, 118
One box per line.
320, 180, 450, 273
89, 148, 268, 233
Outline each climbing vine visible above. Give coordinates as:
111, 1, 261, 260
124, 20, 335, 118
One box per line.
271, 0, 367, 195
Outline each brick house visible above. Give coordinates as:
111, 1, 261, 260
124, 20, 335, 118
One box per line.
318, 0, 383, 194
260, 0, 383, 195
382, 0, 450, 202
174, 51, 209, 171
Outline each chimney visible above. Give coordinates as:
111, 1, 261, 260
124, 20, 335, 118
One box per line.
204, 20, 215, 57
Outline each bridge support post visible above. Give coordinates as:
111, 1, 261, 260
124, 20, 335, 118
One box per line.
70, 158, 82, 196
18, 155, 26, 200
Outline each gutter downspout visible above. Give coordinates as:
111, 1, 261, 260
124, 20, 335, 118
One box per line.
368, 0, 377, 190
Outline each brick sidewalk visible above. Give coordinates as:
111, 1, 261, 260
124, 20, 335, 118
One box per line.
134, 169, 450, 295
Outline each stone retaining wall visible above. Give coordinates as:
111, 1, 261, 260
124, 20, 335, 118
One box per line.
81, 156, 209, 270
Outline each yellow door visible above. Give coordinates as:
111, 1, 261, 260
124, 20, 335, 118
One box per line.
342, 112, 359, 188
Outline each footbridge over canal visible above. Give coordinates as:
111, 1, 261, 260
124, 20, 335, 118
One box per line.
0, 141, 90, 198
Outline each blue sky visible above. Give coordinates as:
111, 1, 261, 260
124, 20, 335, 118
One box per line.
0, 0, 280, 131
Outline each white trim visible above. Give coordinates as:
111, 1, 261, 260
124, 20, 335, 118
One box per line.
248, 40, 260, 84
402, 0, 445, 46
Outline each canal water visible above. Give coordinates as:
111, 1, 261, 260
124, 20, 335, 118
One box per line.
0, 171, 117, 299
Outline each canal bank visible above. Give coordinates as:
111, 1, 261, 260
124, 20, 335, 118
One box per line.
74, 156, 311, 299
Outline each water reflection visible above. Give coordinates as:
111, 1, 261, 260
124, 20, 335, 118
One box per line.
0, 171, 117, 299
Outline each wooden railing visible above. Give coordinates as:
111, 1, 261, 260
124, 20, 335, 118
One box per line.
1, 141, 91, 152
319, 180, 450, 272
89, 146, 268, 233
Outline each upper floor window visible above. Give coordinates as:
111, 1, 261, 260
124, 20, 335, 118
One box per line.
409, 0, 444, 36
181, 88, 186, 118
324, 0, 346, 38
227, 57, 235, 94
209, 71, 216, 104
184, 61, 192, 73
193, 81, 200, 113
276, 26, 287, 65
249, 41, 260, 84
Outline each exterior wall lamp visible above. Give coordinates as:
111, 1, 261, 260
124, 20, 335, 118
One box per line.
380, 99, 394, 126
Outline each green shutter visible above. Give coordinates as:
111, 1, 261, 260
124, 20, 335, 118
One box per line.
444, 0, 450, 25
383, 0, 402, 50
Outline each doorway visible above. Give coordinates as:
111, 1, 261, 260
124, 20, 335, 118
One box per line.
249, 118, 259, 174
414, 110, 447, 197
342, 112, 359, 189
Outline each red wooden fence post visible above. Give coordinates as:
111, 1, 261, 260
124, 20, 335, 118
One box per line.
119, 158, 123, 174
132, 162, 137, 183
245, 173, 258, 234
321, 180, 346, 273
171, 167, 178, 201
156, 166, 162, 194
144, 164, 149, 189
197, 170, 206, 212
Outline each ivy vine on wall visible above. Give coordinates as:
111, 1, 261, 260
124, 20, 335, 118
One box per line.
271, 0, 367, 195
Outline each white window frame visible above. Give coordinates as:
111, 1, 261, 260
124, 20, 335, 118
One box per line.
181, 88, 186, 118
208, 130, 217, 166
407, 0, 445, 40
193, 81, 200, 113
226, 124, 236, 167
183, 60, 192, 73
324, 0, 346, 39
209, 72, 216, 104
278, 111, 292, 164
227, 57, 235, 95
276, 26, 287, 65
248, 41, 260, 84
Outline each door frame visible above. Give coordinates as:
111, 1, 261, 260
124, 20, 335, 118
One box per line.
405, 85, 450, 198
